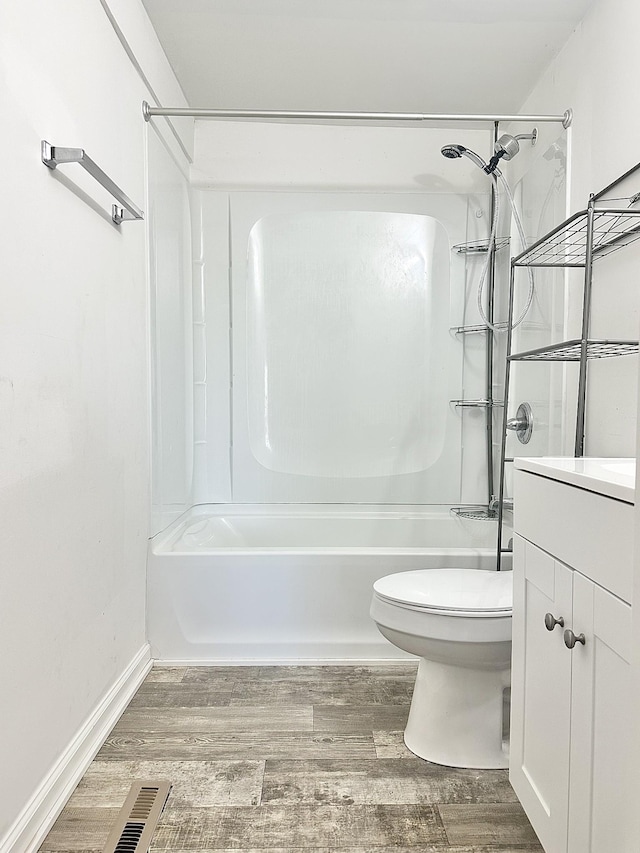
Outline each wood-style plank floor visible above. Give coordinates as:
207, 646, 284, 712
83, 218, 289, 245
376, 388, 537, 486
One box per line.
39, 665, 542, 852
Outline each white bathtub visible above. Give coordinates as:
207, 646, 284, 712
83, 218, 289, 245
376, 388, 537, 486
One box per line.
147, 504, 503, 664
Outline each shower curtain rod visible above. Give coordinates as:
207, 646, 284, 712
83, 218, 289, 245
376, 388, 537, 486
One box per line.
142, 101, 573, 128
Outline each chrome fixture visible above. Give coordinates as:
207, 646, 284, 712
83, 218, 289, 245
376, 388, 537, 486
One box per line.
489, 495, 513, 513
441, 129, 537, 175
485, 129, 537, 173
544, 613, 565, 631
440, 144, 495, 173
506, 402, 533, 444
142, 100, 573, 127
564, 629, 586, 649
495, 130, 538, 159
440, 138, 535, 331
41, 141, 144, 224
442, 129, 539, 533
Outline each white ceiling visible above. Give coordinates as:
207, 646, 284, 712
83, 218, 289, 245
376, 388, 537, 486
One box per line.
142, 0, 595, 114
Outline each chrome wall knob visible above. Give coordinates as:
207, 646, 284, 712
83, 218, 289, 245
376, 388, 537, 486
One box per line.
544, 612, 565, 631
505, 402, 533, 444
564, 629, 586, 649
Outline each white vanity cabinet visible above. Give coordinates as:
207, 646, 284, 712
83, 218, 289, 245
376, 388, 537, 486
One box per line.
510, 461, 635, 853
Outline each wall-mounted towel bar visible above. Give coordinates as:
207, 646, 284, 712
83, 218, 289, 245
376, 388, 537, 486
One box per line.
41, 141, 144, 224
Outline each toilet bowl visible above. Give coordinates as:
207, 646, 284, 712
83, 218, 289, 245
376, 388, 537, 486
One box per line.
370, 568, 512, 769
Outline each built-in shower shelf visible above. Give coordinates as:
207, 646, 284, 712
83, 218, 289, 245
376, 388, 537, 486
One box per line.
513, 207, 640, 267
451, 322, 551, 337
509, 339, 639, 362
451, 324, 490, 335
451, 399, 504, 408
451, 506, 498, 521
452, 237, 510, 255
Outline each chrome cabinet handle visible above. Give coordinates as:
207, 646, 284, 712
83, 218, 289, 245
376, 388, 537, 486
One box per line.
564, 629, 586, 649
544, 612, 565, 631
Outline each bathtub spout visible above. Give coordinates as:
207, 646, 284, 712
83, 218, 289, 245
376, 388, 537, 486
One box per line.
489, 496, 513, 513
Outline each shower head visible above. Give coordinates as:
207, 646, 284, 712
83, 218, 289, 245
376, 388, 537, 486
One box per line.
441, 144, 465, 159
440, 144, 490, 173
494, 133, 523, 161
442, 128, 537, 175
485, 128, 538, 172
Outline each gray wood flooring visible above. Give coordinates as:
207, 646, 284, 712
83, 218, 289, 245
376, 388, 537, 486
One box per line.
39, 664, 542, 852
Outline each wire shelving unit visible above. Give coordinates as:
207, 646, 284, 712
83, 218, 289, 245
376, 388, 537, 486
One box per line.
495, 163, 640, 569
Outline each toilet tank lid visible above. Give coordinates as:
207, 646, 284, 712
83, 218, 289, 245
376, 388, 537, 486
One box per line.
373, 568, 512, 612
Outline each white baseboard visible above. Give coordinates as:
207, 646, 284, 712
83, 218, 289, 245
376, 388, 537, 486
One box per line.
1, 644, 152, 853
154, 657, 416, 667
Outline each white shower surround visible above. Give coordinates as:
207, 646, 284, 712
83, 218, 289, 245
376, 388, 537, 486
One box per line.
190, 187, 490, 508
148, 123, 563, 666
147, 504, 500, 663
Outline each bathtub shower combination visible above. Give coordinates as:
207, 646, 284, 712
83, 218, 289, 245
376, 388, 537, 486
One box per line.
148, 504, 499, 661
147, 114, 568, 669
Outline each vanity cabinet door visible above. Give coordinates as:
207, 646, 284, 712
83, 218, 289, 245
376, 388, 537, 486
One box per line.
511, 535, 573, 853
567, 574, 632, 853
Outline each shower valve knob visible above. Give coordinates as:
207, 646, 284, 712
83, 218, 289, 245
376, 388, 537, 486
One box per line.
544, 613, 564, 632
506, 416, 527, 430
505, 402, 533, 444
564, 629, 586, 649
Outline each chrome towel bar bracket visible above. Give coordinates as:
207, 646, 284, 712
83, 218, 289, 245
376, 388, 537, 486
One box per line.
41, 141, 144, 225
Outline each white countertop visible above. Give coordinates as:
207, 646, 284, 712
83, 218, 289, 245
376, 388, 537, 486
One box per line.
514, 456, 635, 504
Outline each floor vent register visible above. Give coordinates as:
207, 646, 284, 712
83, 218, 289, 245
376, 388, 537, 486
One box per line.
102, 781, 171, 853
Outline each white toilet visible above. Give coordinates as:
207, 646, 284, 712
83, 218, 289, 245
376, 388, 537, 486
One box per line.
370, 568, 512, 769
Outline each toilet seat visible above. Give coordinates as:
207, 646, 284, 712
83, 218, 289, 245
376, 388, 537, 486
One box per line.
373, 569, 512, 616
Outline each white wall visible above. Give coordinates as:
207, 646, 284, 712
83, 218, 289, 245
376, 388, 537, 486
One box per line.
0, 1, 191, 849
519, 0, 640, 457
192, 121, 493, 193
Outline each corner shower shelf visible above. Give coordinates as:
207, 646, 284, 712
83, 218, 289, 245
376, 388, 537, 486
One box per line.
451, 506, 497, 521
509, 339, 639, 362
451, 399, 504, 408
513, 207, 640, 267
451, 324, 490, 335
453, 237, 510, 255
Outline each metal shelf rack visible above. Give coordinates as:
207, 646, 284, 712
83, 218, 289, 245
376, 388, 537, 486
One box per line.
509, 339, 639, 362
496, 162, 640, 569
512, 208, 640, 267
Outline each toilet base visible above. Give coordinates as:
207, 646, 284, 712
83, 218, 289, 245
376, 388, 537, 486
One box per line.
404, 656, 510, 769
